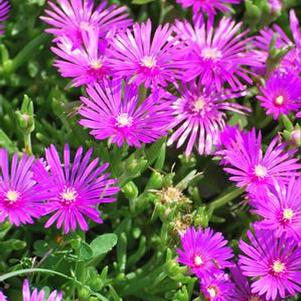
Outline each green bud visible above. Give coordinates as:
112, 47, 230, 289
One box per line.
194, 206, 210, 228
147, 171, 163, 190
291, 127, 301, 146
77, 287, 90, 300
122, 181, 139, 200
126, 156, 148, 175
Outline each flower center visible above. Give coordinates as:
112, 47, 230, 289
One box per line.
249, 296, 260, 301
192, 97, 206, 113
60, 187, 78, 205
201, 47, 222, 60
5, 190, 20, 203
282, 208, 294, 221
90, 60, 103, 70
274, 95, 284, 106
79, 21, 92, 31
254, 164, 268, 179
116, 113, 133, 128
207, 285, 219, 298
140, 56, 157, 68
272, 260, 285, 274
194, 255, 204, 267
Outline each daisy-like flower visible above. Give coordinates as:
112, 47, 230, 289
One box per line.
254, 10, 301, 72
251, 177, 301, 242
107, 19, 181, 88
217, 127, 301, 193
167, 81, 249, 155
200, 273, 235, 301
174, 16, 260, 91
79, 80, 174, 148
0, 0, 9, 36
41, 0, 131, 49
33, 144, 119, 233
176, 0, 241, 18
177, 227, 234, 278
22, 279, 62, 301
51, 27, 111, 87
229, 265, 264, 301
257, 70, 301, 119
239, 228, 301, 300
0, 149, 46, 226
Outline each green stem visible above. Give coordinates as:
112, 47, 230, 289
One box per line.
24, 131, 32, 155
208, 187, 244, 212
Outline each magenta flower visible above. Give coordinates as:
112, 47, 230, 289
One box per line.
200, 273, 235, 301
257, 70, 301, 119
0, 291, 7, 301
33, 144, 119, 233
41, 0, 131, 49
254, 10, 301, 73
176, 0, 241, 18
22, 279, 62, 301
79, 80, 174, 148
167, 81, 249, 155
0, 149, 46, 226
229, 265, 264, 301
268, 0, 282, 14
217, 127, 301, 193
174, 16, 260, 91
0, 0, 9, 36
177, 227, 233, 278
108, 19, 181, 88
251, 177, 301, 242
51, 27, 111, 87
239, 228, 301, 300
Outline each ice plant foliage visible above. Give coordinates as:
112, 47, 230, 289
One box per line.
22, 279, 62, 301
251, 177, 301, 242
174, 16, 260, 91
51, 27, 111, 86
108, 20, 181, 88
33, 144, 118, 233
167, 81, 249, 155
257, 70, 301, 119
79, 80, 174, 147
217, 127, 301, 193
239, 228, 301, 300
41, 0, 131, 49
176, 0, 241, 18
177, 227, 233, 278
0, 0, 9, 36
0, 149, 47, 226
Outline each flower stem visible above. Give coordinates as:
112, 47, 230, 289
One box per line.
208, 187, 244, 212
24, 131, 32, 155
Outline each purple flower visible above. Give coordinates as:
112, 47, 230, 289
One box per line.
0, 291, 7, 301
200, 273, 235, 301
257, 70, 301, 120
22, 279, 62, 301
174, 16, 260, 91
176, 0, 241, 18
251, 177, 301, 242
79, 80, 174, 148
0, 149, 46, 226
268, 0, 282, 14
33, 144, 119, 233
217, 127, 301, 193
177, 227, 233, 278
51, 27, 111, 87
0, 0, 9, 36
167, 80, 249, 155
254, 10, 301, 73
41, 0, 131, 49
229, 265, 264, 301
108, 19, 181, 88
239, 228, 301, 300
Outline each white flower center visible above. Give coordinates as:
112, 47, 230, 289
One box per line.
90, 60, 103, 70
207, 286, 218, 298
254, 164, 268, 179
275, 95, 284, 106
60, 187, 78, 204
116, 113, 133, 128
201, 47, 222, 60
194, 255, 204, 267
140, 56, 157, 68
272, 260, 285, 274
192, 97, 206, 113
5, 190, 20, 203
283, 208, 294, 221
